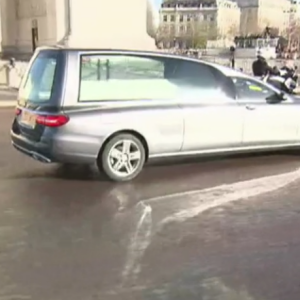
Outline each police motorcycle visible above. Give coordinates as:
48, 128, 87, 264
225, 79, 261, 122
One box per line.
261, 66, 298, 94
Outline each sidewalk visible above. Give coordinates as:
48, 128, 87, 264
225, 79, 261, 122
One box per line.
0, 85, 18, 107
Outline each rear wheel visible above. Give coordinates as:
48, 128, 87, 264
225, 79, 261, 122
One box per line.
98, 134, 146, 182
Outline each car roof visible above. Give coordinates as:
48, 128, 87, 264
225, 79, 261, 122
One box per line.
38, 45, 253, 79
211, 64, 252, 78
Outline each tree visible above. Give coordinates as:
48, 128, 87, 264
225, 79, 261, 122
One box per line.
155, 24, 176, 48
180, 21, 218, 49
286, 20, 300, 52
228, 24, 239, 38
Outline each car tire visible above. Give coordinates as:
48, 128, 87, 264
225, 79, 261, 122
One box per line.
98, 133, 146, 182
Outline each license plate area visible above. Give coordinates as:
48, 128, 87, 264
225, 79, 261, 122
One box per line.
20, 110, 37, 128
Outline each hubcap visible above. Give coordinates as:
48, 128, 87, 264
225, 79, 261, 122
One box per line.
108, 139, 141, 177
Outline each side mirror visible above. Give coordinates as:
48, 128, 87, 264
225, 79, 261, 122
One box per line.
266, 92, 285, 104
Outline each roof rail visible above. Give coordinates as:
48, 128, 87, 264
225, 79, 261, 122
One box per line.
53, 44, 65, 49
36, 45, 65, 51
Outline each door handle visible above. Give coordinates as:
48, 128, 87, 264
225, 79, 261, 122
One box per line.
245, 105, 256, 110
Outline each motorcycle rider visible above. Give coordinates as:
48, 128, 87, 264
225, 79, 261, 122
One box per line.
281, 60, 297, 80
252, 52, 277, 77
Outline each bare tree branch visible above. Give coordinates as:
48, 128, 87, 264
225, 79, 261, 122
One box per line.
180, 21, 218, 48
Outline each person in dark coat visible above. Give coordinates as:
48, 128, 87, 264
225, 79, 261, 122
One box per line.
252, 53, 274, 76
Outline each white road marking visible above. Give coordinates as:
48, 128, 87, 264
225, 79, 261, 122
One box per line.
201, 277, 255, 300
159, 167, 300, 226
110, 189, 130, 212
121, 167, 300, 286
121, 202, 152, 286
109, 185, 139, 213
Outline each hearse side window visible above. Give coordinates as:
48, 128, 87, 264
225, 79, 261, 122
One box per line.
232, 77, 274, 100
78, 54, 219, 102
164, 59, 218, 89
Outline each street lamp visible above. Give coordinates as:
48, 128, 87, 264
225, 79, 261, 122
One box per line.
230, 45, 235, 69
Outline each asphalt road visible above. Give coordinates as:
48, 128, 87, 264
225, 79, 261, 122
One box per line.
1, 108, 300, 300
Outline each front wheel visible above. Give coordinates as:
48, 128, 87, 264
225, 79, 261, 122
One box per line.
98, 134, 146, 182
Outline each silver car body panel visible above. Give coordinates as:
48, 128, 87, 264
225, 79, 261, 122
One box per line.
11, 47, 300, 166
238, 98, 300, 146
179, 97, 245, 151
52, 100, 184, 161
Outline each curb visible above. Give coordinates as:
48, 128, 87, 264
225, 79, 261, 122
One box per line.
0, 101, 17, 108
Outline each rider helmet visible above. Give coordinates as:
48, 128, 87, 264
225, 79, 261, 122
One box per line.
256, 50, 264, 60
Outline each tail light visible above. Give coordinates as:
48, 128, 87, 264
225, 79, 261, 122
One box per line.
15, 107, 21, 116
36, 114, 69, 127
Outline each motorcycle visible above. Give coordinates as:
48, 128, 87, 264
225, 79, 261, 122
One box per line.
262, 66, 298, 94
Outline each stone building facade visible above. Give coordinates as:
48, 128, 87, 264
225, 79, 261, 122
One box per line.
159, 0, 240, 46
0, 0, 158, 58
235, 0, 291, 35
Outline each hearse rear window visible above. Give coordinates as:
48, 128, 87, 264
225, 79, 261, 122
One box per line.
19, 51, 59, 104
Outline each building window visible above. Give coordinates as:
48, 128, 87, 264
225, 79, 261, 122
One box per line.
163, 15, 168, 22
180, 25, 185, 32
179, 15, 184, 22
170, 15, 175, 22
